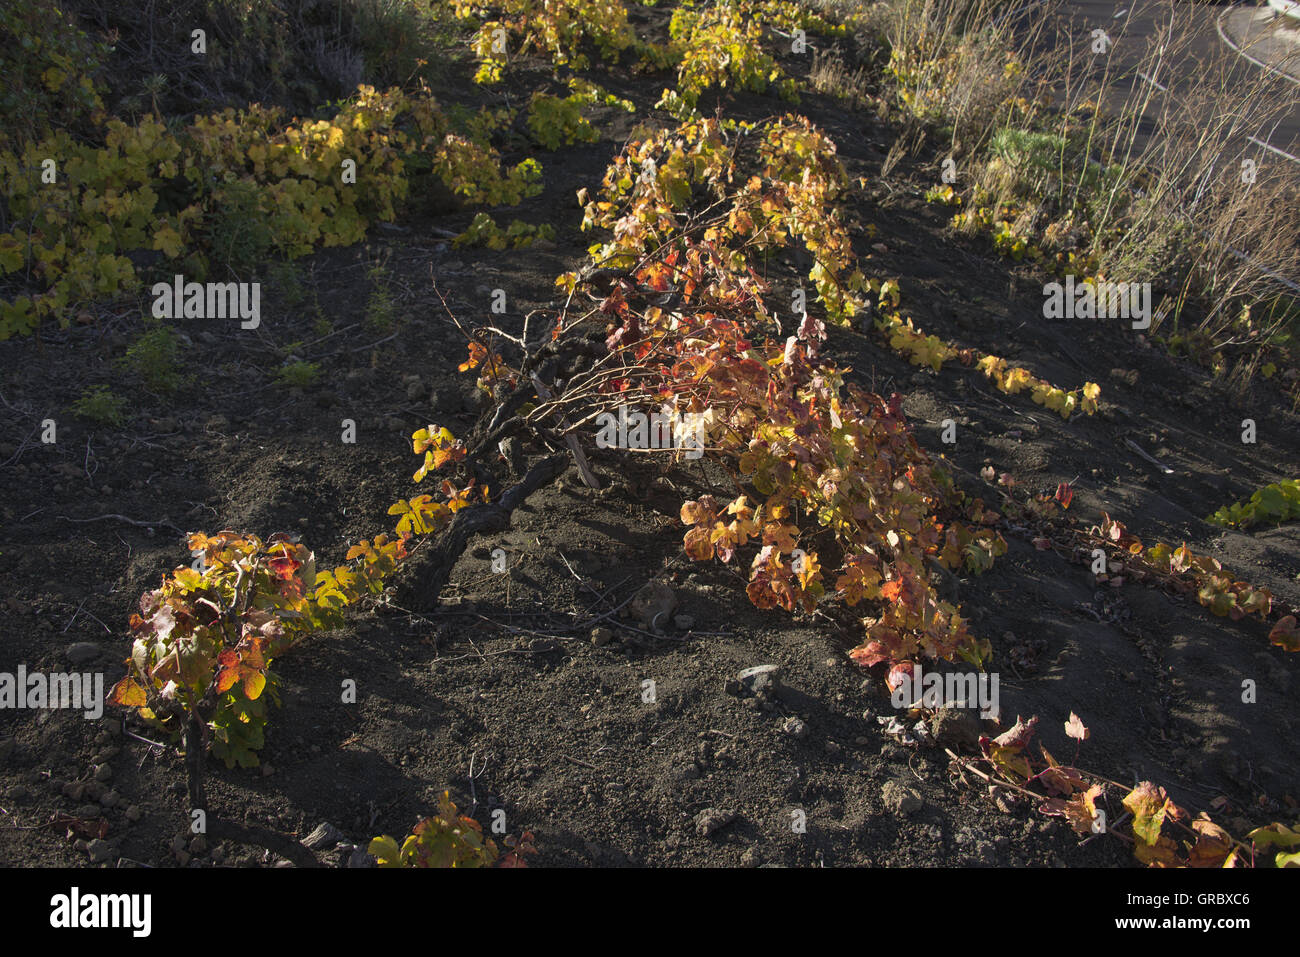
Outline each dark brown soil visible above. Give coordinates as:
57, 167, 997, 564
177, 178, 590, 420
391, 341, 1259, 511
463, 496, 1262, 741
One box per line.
1, 21, 1297, 869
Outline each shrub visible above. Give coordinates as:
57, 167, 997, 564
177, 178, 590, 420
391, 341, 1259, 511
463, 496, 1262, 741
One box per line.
70, 385, 128, 426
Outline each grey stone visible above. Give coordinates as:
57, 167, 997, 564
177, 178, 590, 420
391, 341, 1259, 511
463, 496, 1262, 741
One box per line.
930, 706, 984, 749
628, 581, 677, 630
301, 822, 346, 851
781, 716, 809, 739
694, 808, 737, 837
737, 664, 781, 698
881, 780, 923, 817
66, 642, 101, 665
86, 839, 113, 863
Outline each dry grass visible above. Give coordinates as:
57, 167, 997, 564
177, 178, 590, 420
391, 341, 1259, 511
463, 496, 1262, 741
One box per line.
859, 0, 1300, 388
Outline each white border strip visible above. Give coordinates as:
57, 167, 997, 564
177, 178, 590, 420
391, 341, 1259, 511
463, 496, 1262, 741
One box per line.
1216, 7, 1300, 88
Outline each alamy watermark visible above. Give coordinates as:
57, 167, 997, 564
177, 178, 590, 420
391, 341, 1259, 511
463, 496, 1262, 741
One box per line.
50, 887, 151, 937
595, 404, 707, 460
890, 662, 999, 719
1042, 275, 1151, 329
0, 666, 103, 719
152, 274, 260, 329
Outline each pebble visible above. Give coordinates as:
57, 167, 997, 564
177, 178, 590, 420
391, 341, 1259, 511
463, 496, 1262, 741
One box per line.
125, 805, 143, 822
781, 716, 809, 739
93, 764, 112, 782
590, 627, 613, 647
737, 664, 781, 698
930, 706, 983, 749
66, 642, 101, 665
301, 822, 346, 851
694, 808, 736, 837
99, 790, 119, 809
881, 780, 923, 817
62, 781, 85, 802
86, 839, 112, 864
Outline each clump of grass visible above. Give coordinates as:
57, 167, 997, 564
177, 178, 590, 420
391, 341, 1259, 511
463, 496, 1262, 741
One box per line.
70, 385, 128, 426
808, 50, 873, 110
276, 359, 321, 388
119, 323, 186, 393
268, 260, 306, 307
205, 179, 275, 276
365, 252, 396, 332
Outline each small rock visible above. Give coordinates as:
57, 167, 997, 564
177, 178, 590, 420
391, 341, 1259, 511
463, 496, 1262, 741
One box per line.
628, 581, 677, 630
93, 763, 112, 782
781, 716, 809, 739
124, 805, 143, 822
75, 804, 102, 820
175, 850, 191, 866
881, 780, 923, 817
345, 845, 376, 868
86, 839, 113, 864
62, 781, 85, 802
66, 642, 101, 665
499, 436, 525, 473
930, 706, 983, 750
740, 846, 763, 867
99, 790, 120, 809
301, 822, 346, 851
672, 614, 696, 631
590, 627, 613, 647
83, 782, 104, 802
261, 763, 275, 777
737, 664, 781, 698
694, 808, 736, 837
190, 835, 208, 854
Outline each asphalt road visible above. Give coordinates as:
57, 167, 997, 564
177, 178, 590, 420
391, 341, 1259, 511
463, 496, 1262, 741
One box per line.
1004, 1, 1298, 156
999, 0, 1299, 288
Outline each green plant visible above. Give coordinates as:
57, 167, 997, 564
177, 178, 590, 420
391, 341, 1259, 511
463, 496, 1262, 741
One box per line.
526, 92, 597, 151
368, 790, 535, 867
0, 4, 108, 151
453, 212, 555, 250
267, 260, 306, 307
276, 360, 321, 388
364, 259, 395, 331
453, 0, 638, 84
69, 385, 128, 426
110, 530, 409, 770
120, 323, 185, 393
1208, 480, 1300, 530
